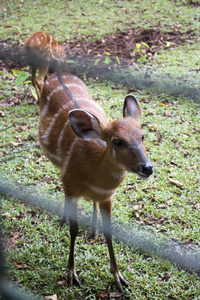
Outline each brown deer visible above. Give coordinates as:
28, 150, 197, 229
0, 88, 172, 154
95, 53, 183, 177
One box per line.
24, 32, 69, 100
38, 72, 154, 292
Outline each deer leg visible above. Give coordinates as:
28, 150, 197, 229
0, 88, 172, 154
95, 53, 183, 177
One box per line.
66, 197, 81, 286
31, 65, 40, 101
60, 196, 69, 226
35, 65, 49, 99
31, 65, 36, 88
87, 201, 99, 240
99, 201, 129, 293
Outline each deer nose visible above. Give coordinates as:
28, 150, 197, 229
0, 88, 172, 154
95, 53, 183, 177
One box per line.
140, 163, 154, 176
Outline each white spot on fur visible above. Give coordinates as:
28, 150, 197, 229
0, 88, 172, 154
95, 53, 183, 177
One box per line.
41, 104, 68, 145
56, 120, 69, 159
41, 85, 64, 117
85, 183, 116, 196
42, 148, 62, 163
62, 140, 77, 177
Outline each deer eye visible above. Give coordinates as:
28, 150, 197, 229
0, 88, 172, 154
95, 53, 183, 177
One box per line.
142, 135, 145, 142
112, 138, 125, 147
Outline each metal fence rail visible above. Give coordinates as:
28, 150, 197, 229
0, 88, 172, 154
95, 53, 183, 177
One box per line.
0, 179, 200, 299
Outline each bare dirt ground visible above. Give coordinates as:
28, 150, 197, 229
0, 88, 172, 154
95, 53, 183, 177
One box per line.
0, 27, 193, 71
65, 27, 192, 60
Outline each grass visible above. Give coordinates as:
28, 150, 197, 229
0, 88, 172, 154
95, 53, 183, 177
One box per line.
0, 74, 200, 299
1, 0, 200, 43
0, 0, 200, 299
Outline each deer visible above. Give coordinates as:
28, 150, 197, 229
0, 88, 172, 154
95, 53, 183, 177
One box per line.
23, 32, 69, 100
38, 72, 154, 292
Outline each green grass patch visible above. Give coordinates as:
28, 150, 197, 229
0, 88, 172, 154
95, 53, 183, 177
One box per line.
0, 72, 200, 299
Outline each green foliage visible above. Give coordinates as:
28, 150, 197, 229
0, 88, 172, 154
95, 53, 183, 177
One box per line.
94, 58, 100, 66
30, 87, 38, 100
66, 60, 80, 66
12, 70, 29, 86
103, 55, 112, 65
135, 42, 149, 54
116, 56, 120, 65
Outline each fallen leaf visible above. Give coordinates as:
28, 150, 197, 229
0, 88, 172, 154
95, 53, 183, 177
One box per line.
157, 204, 167, 209
141, 184, 156, 191
36, 155, 46, 164
12, 258, 24, 268
98, 288, 109, 298
11, 141, 23, 147
0, 110, 5, 117
179, 148, 190, 155
133, 204, 143, 218
162, 273, 171, 281
1, 212, 11, 217
141, 122, 150, 127
44, 295, 57, 300
164, 111, 172, 117
127, 265, 133, 273
138, 220, 145, 225
167, 198, 173, 206
168, 178, 183, 187
110, 292, 122, 298
157, 131, 162, 142
146, 217, 165, 225
170, 160, 178, 166
181, 118, 190, 125
193, 178, 200, 184
19, 125, 28, 131
57, 280, 68, 286
149, 125, 158, 131
193, 203, 199, 209
172, 139, 180, 147
141, 98, 150, 103
12, 212, 26, 220
186, 165, 197, 170
126, 185, 136, 191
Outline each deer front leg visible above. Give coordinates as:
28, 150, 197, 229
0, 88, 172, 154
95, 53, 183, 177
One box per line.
100, 201, 129, 293
66, 197, 81, 287
87, 201, 99, 240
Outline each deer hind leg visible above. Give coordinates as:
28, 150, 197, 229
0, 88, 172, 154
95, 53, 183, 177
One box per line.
87, 201, 99, 240
30, 65, 40, 101
99, 200, 129, 293
66, 197, 81, 286
35, 65, 49, 99
60, 196, 69, 226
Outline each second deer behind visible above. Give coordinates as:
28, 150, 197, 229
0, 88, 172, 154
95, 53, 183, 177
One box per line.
24, 32, 69, 100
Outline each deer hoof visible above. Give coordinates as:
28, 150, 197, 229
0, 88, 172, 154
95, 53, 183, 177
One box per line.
66, 269, 81, 287
113, 271, 129, 293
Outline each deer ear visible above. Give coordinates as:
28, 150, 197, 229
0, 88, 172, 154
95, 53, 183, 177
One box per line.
123, 95, 141, 121
69, 109, 103, 140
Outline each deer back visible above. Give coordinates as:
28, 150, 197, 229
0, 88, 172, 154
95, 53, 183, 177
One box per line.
39, 72, 108, 168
